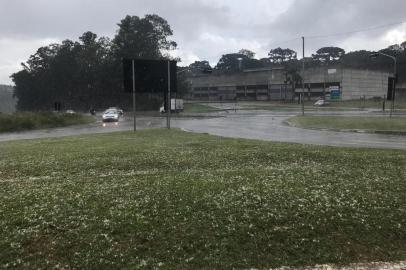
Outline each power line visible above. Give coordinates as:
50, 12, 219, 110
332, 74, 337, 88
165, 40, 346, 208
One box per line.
268, 37, 302, 49
268, 20, 406, 48
306, 20, 406, 40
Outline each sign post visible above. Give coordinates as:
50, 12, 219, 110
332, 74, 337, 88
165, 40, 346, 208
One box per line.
132, 60, 136, 132
167, 60, 171, 129
123, 59, 177, 130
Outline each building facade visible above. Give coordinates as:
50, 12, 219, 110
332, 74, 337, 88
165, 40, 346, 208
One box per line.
188, 66, 393, 101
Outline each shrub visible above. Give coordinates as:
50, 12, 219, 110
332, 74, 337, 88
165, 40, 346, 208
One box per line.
0, 112, 93, 133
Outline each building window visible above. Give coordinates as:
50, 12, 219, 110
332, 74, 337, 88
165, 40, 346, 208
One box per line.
247, 84, 268, 90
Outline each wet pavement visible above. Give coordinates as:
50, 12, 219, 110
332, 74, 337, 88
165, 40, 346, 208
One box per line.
1, 110, 406, 150
174, 110, 406, 150
0, 116, 165, 142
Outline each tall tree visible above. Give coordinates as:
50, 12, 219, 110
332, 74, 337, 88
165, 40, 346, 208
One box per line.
215, 53, 247, 72
312, 47, 345, 63
238, 49, 255, 59
12, 14, 178, 111
75, 32, 113, 109
112, 14, 177, 60
268, 47, 297, 63
188, 60, 212, 74
401, 41, 406, 51
215, 53, 263, 72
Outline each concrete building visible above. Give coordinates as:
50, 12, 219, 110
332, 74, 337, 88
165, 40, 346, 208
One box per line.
188, 66, 393, 101
395, 82, 406, 99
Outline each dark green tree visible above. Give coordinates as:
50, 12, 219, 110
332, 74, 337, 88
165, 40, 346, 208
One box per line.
312, 47, 345, 63
215, 53, 246, 72
238, 49, 255, 59
12, 14, 178, 111
268, 48, 297, 63
176, 74, 192, 98
215, 53, 263, 72
188, 60, 212, 74
112, 14, 177, 60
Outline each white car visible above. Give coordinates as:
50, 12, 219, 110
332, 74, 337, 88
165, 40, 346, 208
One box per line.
108, 107, 123, 116
65, 109, 75, 114
102, 109, 120, 122
314, 99, 329, 106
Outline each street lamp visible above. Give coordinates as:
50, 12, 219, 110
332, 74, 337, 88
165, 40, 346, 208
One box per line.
237, 58, 243, 71
370, 52, 397, 117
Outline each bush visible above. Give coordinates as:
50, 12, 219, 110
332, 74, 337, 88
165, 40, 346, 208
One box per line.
371, 96, 382, 101
0, 112, 93, 133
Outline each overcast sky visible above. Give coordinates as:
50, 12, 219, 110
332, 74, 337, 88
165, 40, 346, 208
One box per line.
1, 0, 406, 84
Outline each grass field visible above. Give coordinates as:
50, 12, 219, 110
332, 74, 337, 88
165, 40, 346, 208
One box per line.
236, 99, 406, 111
327, 98, 406, 110
0, 112, 94, 133
0, 130, 405, 269
183, 103, 218, 113
288, 116, 406, 133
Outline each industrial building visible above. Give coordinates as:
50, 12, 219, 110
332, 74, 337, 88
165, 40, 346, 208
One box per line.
188, 66, 394, 101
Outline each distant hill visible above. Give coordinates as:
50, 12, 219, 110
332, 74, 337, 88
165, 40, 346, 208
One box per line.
0, 85, 16, 113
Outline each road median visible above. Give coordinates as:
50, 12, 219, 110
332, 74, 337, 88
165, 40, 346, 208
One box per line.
286, 115, 406, 135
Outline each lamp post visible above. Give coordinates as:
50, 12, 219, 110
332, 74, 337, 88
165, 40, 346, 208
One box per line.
301, 37, 305, 116
370, 52, 397, 117
237, 58, 243, 71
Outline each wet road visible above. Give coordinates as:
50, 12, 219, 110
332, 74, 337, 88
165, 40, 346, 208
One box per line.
173, 110, 406, 150
0, 111, 405, 150
0, 116, 165, 142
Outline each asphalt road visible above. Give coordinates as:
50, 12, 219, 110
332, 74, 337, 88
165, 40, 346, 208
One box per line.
1, 110, 405, 150
0, 116, 165, 142
173, 111, 406, 150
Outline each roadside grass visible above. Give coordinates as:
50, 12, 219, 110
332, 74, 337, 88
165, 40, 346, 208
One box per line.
0, 129, 405, 269
239, 101, 300, 111
237, 99, 406, 111
0, 112, 94, 133
288, 115, 406, 133
327, 98, 406, 110
238, 101, 359, 111
183, 103, 218, 113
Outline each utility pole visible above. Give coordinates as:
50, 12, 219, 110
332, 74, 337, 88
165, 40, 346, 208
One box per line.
301, 36, 305, 116
370, 52, 397, 118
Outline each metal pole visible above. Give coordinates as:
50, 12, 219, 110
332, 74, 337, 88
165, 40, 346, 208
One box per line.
383, 94, 386, 112
390, 58, 396, 118
302, 36, 305, 116
132, 60, 136, 132
374, 52, 396, 118
167, 61, 171, 129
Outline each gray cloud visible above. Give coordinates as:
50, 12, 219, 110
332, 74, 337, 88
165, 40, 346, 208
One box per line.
266, 0, 406, 55
0, 0, 232, 39
1, 0, 406, 84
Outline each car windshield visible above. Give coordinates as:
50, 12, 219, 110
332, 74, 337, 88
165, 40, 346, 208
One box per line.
104, 110, 117, 114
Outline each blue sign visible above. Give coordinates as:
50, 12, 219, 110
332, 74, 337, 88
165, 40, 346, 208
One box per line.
330, 86, 340, 100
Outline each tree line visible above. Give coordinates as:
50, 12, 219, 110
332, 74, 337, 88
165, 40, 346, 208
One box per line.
188, 43, 406, 84
12, 13, 406, 111
12, 14, 180, 111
